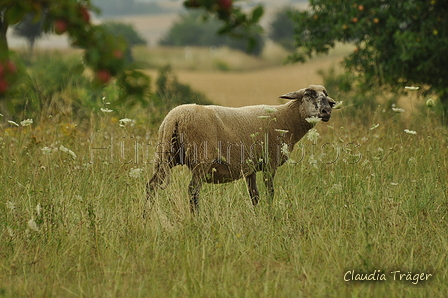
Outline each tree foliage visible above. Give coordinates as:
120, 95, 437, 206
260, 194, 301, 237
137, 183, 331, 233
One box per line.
0, 0, 148, 102
289, 0, 448, 109
268, 7, 295, 51
0, 0, 264, 104
13, 12, 44, 54
160, 11, 264, 56
184, 0, 264, 53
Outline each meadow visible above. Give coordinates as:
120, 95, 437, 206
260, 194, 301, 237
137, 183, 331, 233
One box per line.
0, 47, 447, 297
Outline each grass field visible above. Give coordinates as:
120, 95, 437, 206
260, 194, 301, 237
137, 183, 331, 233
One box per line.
1, 48, 447, 297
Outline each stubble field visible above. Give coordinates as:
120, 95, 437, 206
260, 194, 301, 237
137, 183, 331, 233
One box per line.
1, 47, 447, 297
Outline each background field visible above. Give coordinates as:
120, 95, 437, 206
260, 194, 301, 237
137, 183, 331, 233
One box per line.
1, 16, 448, 298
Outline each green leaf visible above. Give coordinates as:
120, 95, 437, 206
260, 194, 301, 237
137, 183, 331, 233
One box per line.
5, 5, 28, 25
251, 5, 264, 23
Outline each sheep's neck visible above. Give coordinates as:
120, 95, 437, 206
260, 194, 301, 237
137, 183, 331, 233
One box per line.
276, 100, 314, 144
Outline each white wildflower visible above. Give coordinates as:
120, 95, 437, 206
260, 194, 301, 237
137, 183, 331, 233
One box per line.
305, 116, 321, 125
41, 147, 53, 154
28, 218, 40, 232
332, 101, 343, 109
20, 119, 33, 126
308, 155, 318, 168
119, 118, 135, 127
7, 227, 14, 238
370, 123, 379, 130
59, 145, 77, 159
36, 203, 42, 216
408, 157, 417, 166
6, 201, 16, 211
281, 143, 290, 157
275, 129, 289, 135
8, 120, 19, 127
257, 115, 270, 119
426, 98, 435, 108
0, 113, 3, 117
405, 86, 419, 91
100, 108, 113, 113
404, 129, 417, 135
263, 106, 278, 113
306, 128, 320, 143
392, 107, 405, 113
129, 168, 143, 178
390, 182, 398, 186
326, 183, 343, 195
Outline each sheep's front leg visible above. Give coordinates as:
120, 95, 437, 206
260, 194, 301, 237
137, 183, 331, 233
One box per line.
188, 173, 203, 213
245, 172, 260, 206
263, 170, 276, 204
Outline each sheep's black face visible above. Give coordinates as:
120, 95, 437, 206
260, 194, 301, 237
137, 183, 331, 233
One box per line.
303, 87, 334, 122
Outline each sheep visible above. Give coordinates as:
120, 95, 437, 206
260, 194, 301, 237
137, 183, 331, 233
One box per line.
146, 84, 336, 213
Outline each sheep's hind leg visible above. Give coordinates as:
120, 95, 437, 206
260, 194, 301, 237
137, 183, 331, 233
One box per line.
188, 173, 203, 214
245, 172, 260, 206
145, 164, 170, 214
263, 170, 276, 204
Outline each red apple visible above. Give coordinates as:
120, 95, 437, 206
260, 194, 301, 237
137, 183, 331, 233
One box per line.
218, 0, 232, 10
358, 5, 364, 11
0, 79, 8, 94
373, 18, 379, 24
352, 17, 358, 23
96, 70, 112, 84
6, 60, 16, 74
54, 19, 68, 34
113, 50, 124, 59
79, 6, 90, 23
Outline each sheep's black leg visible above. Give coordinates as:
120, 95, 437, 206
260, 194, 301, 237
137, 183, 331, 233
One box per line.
245, 173, 259, 206
263, 170, 276, 204
188, 174, 203, 214
145, 164, 170, 216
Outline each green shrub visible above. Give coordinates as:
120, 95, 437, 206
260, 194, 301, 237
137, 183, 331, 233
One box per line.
147, 65, 211, 125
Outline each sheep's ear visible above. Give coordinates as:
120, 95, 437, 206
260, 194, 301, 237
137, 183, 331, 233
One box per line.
279, 89, 305, 100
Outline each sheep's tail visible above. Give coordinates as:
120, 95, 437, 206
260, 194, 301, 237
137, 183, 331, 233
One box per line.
148, 118, 181, 191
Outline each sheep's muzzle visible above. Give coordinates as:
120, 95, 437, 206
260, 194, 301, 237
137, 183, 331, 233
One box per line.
319, 109, 332, 122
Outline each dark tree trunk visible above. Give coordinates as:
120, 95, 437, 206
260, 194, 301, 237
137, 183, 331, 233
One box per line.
0, 16, 9, 60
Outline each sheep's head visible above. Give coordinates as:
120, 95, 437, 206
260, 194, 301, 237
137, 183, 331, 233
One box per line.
279, 85, 336, 122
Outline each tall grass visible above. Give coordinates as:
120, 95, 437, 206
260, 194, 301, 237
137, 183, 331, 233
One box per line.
1, 91, 447, 297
